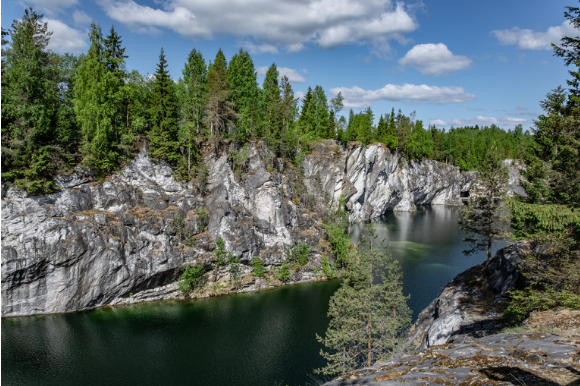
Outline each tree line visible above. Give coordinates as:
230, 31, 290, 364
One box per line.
2, 7, 532, 193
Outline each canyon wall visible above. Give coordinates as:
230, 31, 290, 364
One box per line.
2, 140, 476, 316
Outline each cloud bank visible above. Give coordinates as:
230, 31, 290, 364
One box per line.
97, 0, 418, 53
432, 116, 530, 128
399, 43, 472, 76
330, 84, 476, 108
257, 66, 306, 83
45, 18, 87, 53
492, 21, 576, 50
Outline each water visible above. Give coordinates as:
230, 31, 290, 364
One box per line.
2, 205, 502, 386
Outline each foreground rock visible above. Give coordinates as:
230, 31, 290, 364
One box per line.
406, 242, 530, 349
324, 242, 580, 385
325, 310, 580, 385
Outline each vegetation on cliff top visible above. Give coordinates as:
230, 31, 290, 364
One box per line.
2, 6, 531, 193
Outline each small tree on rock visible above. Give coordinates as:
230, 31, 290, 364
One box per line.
459, 146, 510, 258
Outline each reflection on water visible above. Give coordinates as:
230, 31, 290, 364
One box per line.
2, 205, 501, 386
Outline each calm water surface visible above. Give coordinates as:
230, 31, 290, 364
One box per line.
2, 205, 502, 386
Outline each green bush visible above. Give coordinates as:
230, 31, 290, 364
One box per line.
321, 255, 337, 279
277, 263, 291, 282
286, 243, 311, 266
179, 264, 206, 294
215, 237, 227, 266
196, 208, 209, 232
505, 287, 580, 321
251, 257, 265, 277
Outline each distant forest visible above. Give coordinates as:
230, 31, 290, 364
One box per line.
1, 8, 531, 193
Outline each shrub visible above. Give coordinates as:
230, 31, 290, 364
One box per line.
321, 255, 337, 279
251, 257, 265, 277
179, 264, 206, 294
214, 237, 227, 266
287, 243, 311, 266
277, 263, 291, 282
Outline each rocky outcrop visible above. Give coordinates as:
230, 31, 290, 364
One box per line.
304, 142, 475, 222
323, 244, 580, 386
406, 242, 529, 350
325, 310, 580, 385
1, 140, 486, 316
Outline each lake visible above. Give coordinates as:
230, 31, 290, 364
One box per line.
2, 205, 501, 386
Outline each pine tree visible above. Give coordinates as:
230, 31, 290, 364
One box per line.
227, 48, 259, 142
149, 48, 180, 166
459, 146, 510, 258
1, 7, 61, 192
316, 224, 411, 377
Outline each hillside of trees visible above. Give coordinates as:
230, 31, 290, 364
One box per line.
2, 8, 531, 193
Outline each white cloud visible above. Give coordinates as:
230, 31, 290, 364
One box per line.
24, 0, 78, 15
491, 21, 576, 50
72, 10, 92, 26
430, 119, 446, 127
399, 43, 472, 76
257, 66, 306, 83
450, 116, 529, 127
295, 91, 306, 100
241, 41, 279, 55
330, 84, 476, 108
44, 18, 87, 53
97, 0, 418, 53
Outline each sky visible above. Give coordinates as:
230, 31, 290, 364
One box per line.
2, 0, 577, 130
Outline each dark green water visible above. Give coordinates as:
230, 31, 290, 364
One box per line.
2, 205, 501, 386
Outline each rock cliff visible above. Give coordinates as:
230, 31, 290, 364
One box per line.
2, 140, 478, 317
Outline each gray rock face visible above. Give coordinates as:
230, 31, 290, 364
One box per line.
1, 141, 497, 316
305, 141, 475, 222
405, 242, 529, 350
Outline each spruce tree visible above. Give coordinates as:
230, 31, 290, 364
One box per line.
227, 49, 259, 142
178, 48, 207, 177
149, 48, 180, 166
261, 63, 283, 150
312, 85, 330, 138
316, 224, 411, 377
279, 75, 298, 159
74, 23, 120, 176
1, 7, 60, 192
205, 49, 237, 148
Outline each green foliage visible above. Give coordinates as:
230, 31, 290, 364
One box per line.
276, 263, 291, 282
227, 49, 259, 142
286, 243, 311, 266
179, 263, 206, 294
506, 11, 580, 320
505, 287, 580, 321
1, 8, 67, 192
459, 146, 510, 258
316, 225, 411, 377
177, 48, 206, 179
229, 143, 250, 179
196, 207, 209, 233
321, 255, 338, 279
324, 195, 352, 266
250, 257, 265, 277
149, 48, 180, 166
214, 237, 228, 266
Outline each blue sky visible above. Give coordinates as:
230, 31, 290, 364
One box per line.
2, 0, 576, 130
